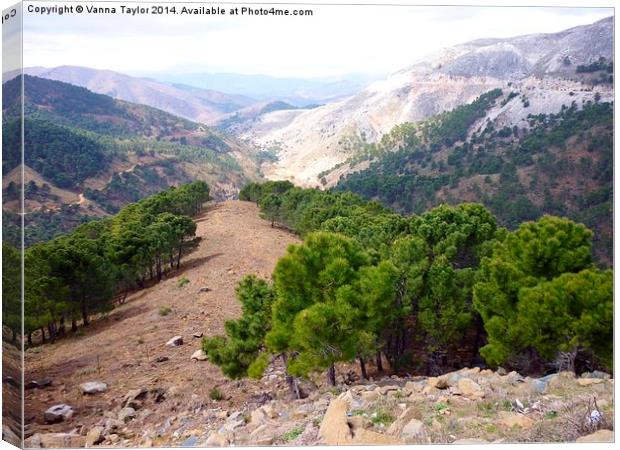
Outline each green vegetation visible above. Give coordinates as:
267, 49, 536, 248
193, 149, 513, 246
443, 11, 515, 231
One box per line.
209, 387, 224, 401
209, 182, 611, 397
336, 97, 613, 264
3, 182, 210, 345
281, 426, 304, 442
177, 277, 190, 288
158, 306, 172, 316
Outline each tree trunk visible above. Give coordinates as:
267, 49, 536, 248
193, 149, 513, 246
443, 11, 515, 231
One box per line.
376, 351, 384, 372
11, 329, 16, 343
82, 304, 90, 326
71, 318, 78, 333
40, 327, 46, 343
327, 363, 336, 386
28, 333, 33, 346
59, 317, 66, 336
177, 244, 183, 269
359, 357, 368, 380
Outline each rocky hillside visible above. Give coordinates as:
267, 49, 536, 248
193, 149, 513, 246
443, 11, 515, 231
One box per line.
243, 16, 613, 186
1, 76, 261, 246
24, 66, 255, 124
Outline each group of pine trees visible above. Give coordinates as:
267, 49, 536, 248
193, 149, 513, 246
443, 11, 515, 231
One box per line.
2, 181, 210, 345
205, 181, 612, 397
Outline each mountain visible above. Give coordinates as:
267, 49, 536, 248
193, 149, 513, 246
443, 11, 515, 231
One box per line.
2, 75, 261, 245
22, 66, 255, 124
245, 17, 613, 186
145, 72, 379, 106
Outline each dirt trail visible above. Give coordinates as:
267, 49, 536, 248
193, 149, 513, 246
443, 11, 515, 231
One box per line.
24, 200, 300, 442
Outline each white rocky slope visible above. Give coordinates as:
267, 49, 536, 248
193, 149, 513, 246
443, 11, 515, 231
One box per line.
244, 16, 613, 187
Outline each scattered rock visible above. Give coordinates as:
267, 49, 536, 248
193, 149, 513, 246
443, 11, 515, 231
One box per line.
86, 426, 105, 446
104, 418, 124, 433
190, 350, 208, 361
496, 367, 507, 376
118, 407, 136, 422
192, 332, 204, 338
250, 407, 274, 427
379, 385, 399, 395
499, 411, 534, 429
360, 390, 379, 402
318, 398, 353, 444
166, 336, 183, 347
248, 425, 276, 445
181, 436, 199, 447
400, 418, 427, 441
588, 370, 611, 380
80, 381, 108, 395
576, 429, 613, 443
123, 388, 148, 407
198, 287, 212, 293
25, 378, 52, 390
44, 404, 74, 424
155, 356, 169, 363
205, 432, 229, 447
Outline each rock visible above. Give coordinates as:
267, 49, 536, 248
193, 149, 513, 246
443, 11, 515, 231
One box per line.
25, 378, 52, 390
80, 381, 108, 395
250, 407, 274, 427
400, 418, 427, 441
205, 432, 229, 447
181, 436, 199, 447
123, 387, 148, 406
248, 425, 276, 445
577, 378, 605, 386
360, 390, 379, 402
590, 370, 611, 380
547, 371, 575, 390
404, 381, 424, 394
104, 418, 124, 433
166, 336, 183, 347
198, 287, 211, 293
192, 332, 204, 338
576, 429, 613, 443
190, 350, 208, 361
453, 438, 490, 444
86, 426, 105, 446
457, 378, 484, 398
27, 433, 86, 448
118, 407, 136, 422
155, 356, 169, 363
528, 378, 548, 394
318, 398, 353, 444
499, 411, 534, 429
347, 415, 373, 430
44, 404, 74, 424
427, 377, 440, 388
379, 385, 400, 395
496, 367, 507, 376
353, 429, 404, 445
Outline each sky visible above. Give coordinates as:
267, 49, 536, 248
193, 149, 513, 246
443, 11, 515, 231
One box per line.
7, 1, 615, 78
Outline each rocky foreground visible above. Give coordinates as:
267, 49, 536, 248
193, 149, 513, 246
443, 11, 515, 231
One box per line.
25, 366, 614, 447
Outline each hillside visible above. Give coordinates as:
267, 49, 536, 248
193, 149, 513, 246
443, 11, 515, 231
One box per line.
23, 66, 255, 124
243, 16, 613, 186
21, 201, 614, 447
334, 94, 613, 265
1, 75, 261, 246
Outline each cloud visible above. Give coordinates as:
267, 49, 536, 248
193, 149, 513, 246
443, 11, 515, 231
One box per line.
21, 2, 613, 78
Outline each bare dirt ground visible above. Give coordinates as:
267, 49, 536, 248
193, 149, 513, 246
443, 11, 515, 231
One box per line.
23, 200, 300, 444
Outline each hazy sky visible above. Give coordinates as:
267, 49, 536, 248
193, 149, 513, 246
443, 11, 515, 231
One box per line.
14, 1, 615, 78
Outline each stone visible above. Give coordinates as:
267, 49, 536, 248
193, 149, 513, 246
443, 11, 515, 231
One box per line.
181, 436, 199, 447
404, 381, 424, 394
499, 411, 534, 429
577, 378, 605, 386
453, 438, 489, 444
190, 350, 208, 361
155, 356, 169, 363
576, 429, 613, 443
547, 371, 575, 390
426, 377, 440, 388
205, 432, 229, 447
379, 385, 400, 395
25, 378, 52, 390
457, 378, 484, 398
401, 418, 427, 441
192, 332, 204, 338
589, 370, 611, 380
347, 415, 373, 430
360, 390, 379, 402
28, 433, 86, 448
353, 429, 404, 445
118, 407, 136, 422
248, 425, 276, 445
44, 404, 74, 424
80, 381, 108, 395
528, 378, 548, 394
496, 367, 507, 375
198, 287, 212, 293
318, 398, 353, 444
86, 426, 105, 446
250, 407, 273, 427
166, 336, 183, 347
104, 418, 124, 433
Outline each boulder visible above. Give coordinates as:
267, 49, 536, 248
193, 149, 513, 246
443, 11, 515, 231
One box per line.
400, 418, 427, 441
250, 407, 275, 427
248, 425, 275, 445
43, 404, 74, 424
360, 390, 379, 402
576, 429, 613, 443
404, 381, 424, 394
205, 432, 229, 447
353, 429, 404, 445
457, 378, 484, 398
190, 350, 208, 361
192, 332, 204, 338
498, 411, 534, 429
577, 378, 605, 386
123, 387, 148, 407
118, 407, 136, 422
347, 415, 373, 430
80, 381, 108, 395
27, 433, 86, 448
318, 398, 353, 444
85, 426, 105, 446
379, 385, 400, 395
166, 336, 183, 347
387, 407, 417, 436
